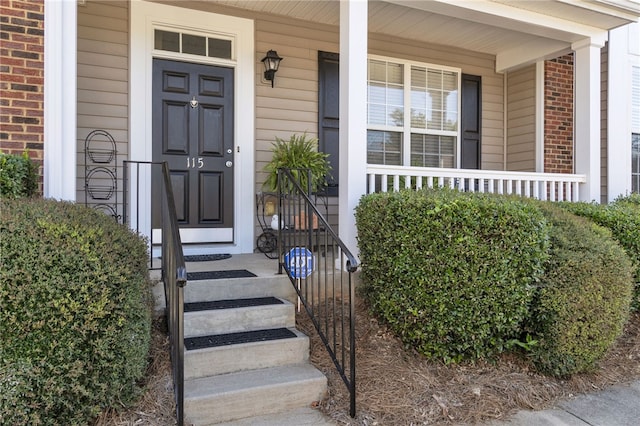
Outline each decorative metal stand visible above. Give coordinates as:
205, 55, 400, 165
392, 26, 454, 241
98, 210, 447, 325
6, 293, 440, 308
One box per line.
255, 191, 329, 259
255, 192, 280, 258
84, 130, 119, 220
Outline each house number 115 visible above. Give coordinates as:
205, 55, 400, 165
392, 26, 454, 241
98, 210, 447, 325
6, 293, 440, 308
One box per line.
187, 157, 204, 169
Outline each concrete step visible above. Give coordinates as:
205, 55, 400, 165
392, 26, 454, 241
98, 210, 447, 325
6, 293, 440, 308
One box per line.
184, 297, 295, 338
216, 407, 335, 425
184, 364, 327, 425
184, 328, 310, 379
184, 274, 296, 305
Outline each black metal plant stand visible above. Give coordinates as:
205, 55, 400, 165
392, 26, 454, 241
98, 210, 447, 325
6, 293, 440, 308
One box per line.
255, 191, 329, 259
256, 192, 280, 258
84, 129, 119, 220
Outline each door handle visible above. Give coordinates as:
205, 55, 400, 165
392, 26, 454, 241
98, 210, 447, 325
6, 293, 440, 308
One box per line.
225, 161, 233, 168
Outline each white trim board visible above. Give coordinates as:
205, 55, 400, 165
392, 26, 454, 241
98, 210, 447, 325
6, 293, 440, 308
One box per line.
130, 1, 255, 254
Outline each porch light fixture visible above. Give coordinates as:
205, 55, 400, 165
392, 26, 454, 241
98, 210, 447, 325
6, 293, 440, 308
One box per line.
261, 50, 282, 88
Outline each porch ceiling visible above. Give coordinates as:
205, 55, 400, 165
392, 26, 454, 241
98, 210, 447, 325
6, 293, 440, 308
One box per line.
211, 0, 640, 71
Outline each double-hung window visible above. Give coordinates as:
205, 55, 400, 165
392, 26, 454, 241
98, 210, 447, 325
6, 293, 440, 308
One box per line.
367, 57, 460, 168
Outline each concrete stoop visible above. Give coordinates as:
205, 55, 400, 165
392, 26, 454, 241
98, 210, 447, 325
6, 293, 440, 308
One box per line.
184, 299, 295, 337
184, 364, 327, 425
181, 264, 329, 425
184, 328, 310, 379
215, 407, 336, 426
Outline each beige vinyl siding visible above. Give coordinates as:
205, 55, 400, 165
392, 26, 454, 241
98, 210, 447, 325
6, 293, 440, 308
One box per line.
77, 0, 510, 239
506, 65, 536, 172
253, 21, 507, 185
252, 17, 506, 235
253, 15, 340, 234
158, 2, 507, 182
369, 34, 505, 170
77, 1, 129, 217
600, 44, 608, 203
254, 16, 338, 195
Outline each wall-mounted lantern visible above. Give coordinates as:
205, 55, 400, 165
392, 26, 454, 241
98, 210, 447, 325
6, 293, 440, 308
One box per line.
261, 50, 283, 88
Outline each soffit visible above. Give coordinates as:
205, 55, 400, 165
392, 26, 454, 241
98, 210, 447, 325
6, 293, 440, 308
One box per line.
209, 0, 640, 70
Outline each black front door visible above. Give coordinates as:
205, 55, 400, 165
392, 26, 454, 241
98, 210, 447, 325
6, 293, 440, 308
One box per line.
152, 59, 234, 243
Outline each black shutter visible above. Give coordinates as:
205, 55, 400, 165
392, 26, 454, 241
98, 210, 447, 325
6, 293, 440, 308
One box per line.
461, 74, 481, 169
318, 51, 340, 195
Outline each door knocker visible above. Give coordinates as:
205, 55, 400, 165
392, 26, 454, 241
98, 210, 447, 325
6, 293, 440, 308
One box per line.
190, 96, 198, 108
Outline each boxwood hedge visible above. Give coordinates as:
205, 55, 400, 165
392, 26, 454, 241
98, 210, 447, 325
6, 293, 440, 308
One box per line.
527, 203, 634, 377
559, 196, 640, 309
355, 189, 549, 362
615, 193, 640, 206
0, 151, 38, 198
0, 199, 152, 425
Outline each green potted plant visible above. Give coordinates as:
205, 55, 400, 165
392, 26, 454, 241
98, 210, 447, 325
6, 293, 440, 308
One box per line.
263, 133, 331, 194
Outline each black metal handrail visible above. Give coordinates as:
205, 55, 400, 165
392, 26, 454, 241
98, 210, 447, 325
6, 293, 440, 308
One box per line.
122, 161, 187, 426
276, 168, 359, 417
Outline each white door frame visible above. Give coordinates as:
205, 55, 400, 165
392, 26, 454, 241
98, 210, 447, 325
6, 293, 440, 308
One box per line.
130, 1, 255, 254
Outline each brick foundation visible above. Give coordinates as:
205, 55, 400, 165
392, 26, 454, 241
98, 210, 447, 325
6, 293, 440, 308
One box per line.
0, 0, 44, 194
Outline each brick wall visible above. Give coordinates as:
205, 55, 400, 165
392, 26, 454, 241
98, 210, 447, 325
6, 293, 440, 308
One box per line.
544, 54, 574, 174
0, 0, 44, 194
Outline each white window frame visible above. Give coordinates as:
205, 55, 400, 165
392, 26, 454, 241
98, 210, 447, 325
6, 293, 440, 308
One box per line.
632, 65, 639, 193
366, 54, 462, 168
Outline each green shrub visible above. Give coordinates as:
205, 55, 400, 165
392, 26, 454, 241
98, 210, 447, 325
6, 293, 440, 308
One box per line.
559, 199, 640, 309
527, 203, 634, 377
0, 151, 38, 198
614, 193, 640, 206
0, 199, 152, 425
355, 189, 549, 362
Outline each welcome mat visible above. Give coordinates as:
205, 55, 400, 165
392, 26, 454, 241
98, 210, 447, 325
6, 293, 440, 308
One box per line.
185, 328, 297, 350
186, 269, 257, 281
184, 254, 231, 262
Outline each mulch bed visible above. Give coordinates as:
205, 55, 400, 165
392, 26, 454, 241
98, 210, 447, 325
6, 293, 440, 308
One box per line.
95, 296, 640, 426
296, 295, 640, 425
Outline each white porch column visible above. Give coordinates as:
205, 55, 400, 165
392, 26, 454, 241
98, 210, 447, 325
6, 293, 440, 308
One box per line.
535, 61, 545, 173
572, 36, 606, 203
607, 25, 634, 202
44, 0, 77, 200
339, 0, 368, 259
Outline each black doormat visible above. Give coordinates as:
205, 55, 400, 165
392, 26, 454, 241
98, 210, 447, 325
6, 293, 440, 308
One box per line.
185, 327, 297, 350
184, 254, 231, 262
186, 269, 256, 281
184, 296, 283, 312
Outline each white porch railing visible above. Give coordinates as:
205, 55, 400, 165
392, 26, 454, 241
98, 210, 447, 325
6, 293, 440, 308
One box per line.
367, 164, 587, 202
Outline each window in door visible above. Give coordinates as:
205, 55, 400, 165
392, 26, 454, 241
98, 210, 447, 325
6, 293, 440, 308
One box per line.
154, 29, 233, 60
367, 57, 460, 168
